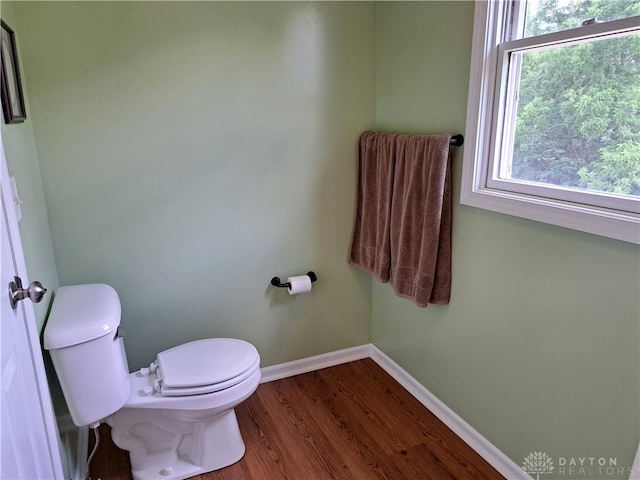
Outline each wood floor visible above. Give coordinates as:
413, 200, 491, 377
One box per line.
89, 358, 505, 480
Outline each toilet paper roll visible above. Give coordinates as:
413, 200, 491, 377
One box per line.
287, 275, 312, 295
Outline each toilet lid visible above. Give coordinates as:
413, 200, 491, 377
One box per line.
156, 338, 259, 393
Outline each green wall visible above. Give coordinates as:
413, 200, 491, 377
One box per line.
0, 1, 59, 330
5, 0, 639, 475
373, 1, 640, 475
12, 1, 374, 370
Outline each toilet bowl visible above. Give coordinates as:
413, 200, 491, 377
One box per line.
108, 338, 261, 480
43, 284, 261, 480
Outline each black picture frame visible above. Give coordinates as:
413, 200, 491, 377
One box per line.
1, 20, 26, 124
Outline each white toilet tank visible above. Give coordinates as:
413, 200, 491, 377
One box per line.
44, 284, 131, 427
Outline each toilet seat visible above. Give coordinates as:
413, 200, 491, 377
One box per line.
154, 338, 259, 397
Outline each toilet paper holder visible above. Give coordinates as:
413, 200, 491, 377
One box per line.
271, 271, 317, 289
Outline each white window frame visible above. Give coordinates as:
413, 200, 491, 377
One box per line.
461, 0, 640, 244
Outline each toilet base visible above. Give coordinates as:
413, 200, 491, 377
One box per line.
131, 455, 239, 480
109, 408, 246, 480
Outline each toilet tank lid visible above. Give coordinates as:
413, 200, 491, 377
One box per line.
44, 284, 122, 350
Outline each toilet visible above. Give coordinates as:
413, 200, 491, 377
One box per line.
43, 283, 261, 480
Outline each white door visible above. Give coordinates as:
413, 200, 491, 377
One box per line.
1, 138, 64, 479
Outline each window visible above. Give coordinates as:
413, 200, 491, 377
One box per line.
461, 0, 640, 244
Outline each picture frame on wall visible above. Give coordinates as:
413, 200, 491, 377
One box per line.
1, 20, 26, 124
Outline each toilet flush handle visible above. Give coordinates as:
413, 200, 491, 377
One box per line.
114, 325, 126, 340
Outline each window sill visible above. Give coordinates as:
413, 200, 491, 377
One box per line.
460, 183, 640, 244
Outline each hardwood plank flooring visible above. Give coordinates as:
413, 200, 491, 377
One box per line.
88, 358, 505, 480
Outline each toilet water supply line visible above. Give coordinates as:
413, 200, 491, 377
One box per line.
85, 422, 101, 480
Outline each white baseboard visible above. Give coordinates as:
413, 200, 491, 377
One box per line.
630, 442, 640, 480
261, 343, 530, 480
260, 344, 372, 383
58, 414, 88, 480
75, 425, 88, 480
367, 345, 530, 480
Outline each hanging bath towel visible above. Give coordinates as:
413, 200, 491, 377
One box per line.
389, 134, 452, 307
348, 131, 397, 282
